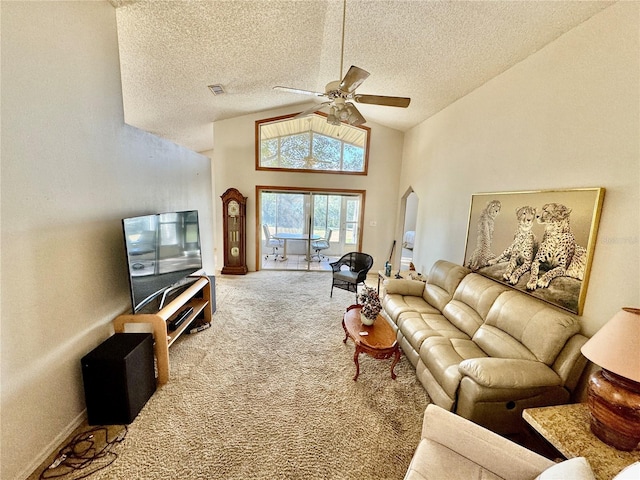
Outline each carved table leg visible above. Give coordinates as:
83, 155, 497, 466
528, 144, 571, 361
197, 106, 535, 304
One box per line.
353, 347, 361, 381
390, 347, 401, 380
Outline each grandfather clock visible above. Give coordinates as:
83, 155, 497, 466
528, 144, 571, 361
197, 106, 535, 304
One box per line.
221, 187, 248, 275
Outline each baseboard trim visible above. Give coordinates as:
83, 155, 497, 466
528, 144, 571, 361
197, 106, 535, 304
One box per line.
16, 409, 87, 480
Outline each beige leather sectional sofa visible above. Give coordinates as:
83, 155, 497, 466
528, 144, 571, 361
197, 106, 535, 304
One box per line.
381, 260, 588, 435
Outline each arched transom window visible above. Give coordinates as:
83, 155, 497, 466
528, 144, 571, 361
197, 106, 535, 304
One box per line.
256, 113, 370, 174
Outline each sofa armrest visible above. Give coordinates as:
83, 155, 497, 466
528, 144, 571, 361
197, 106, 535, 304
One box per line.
459, 358, 562, 389
420, 404, 554, 479
383, 278, 425, 296
552, 334, 588, 392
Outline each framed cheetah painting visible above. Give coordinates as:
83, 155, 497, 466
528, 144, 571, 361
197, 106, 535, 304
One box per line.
463, 188, 605, 315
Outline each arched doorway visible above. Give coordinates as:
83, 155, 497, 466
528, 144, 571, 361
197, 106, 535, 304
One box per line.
400, 190, 418, 271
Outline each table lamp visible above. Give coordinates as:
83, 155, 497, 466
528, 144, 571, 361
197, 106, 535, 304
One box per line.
580, 307, 640, 451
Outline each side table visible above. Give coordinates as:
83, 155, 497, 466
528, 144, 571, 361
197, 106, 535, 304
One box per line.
523, 403, 640, 480
342, 304, 401, 381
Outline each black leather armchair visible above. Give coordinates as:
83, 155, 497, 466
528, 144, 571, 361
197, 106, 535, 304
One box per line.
330, 252, 374, 300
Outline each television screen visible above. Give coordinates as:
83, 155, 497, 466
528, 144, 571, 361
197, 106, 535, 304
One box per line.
122, 210, 203, 312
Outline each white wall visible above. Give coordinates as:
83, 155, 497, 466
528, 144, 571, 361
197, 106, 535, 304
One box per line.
403, 192, 418, 233
212, 105, 405, 272
0, 3, 214, 479
399, 2, 639, 345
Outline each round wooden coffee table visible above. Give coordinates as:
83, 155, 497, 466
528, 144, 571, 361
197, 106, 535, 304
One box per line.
342, 304, 401, 381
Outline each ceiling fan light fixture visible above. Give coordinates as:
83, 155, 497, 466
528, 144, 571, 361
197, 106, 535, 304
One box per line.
327, 106, 340, 126
345, 104, 365, 126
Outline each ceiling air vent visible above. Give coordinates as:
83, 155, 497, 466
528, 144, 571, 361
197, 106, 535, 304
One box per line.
207, 84, 225, 96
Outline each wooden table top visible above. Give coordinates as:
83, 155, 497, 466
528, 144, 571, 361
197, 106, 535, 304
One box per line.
342, 305, 397, 351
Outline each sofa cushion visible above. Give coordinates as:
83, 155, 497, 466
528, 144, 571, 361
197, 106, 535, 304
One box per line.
473, 325, 539, 361
404, 438, 506, 480
396, 312, 441, 353
332, 269, 360, 283
422, 260, 469, 311
383, 292, 440, 323
442, 273, 509, 338
421, 336, 487, 398
534, 457, 595, 480
475, 291, 580, 364
411, 312, 471, 339
397, 311, 470, 349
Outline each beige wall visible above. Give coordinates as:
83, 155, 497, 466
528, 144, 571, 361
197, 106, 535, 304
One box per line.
399, 2, 639, 342
1, 3, 214, 480
211, 106, 405, 272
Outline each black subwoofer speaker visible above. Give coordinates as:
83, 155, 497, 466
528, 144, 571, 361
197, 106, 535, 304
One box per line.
81, 333, 156, 425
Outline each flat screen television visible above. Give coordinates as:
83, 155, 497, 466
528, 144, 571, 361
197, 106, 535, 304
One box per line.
122, 210, 203, 313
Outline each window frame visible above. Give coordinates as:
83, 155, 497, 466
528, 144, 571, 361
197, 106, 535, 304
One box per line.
255, 112, 371, 175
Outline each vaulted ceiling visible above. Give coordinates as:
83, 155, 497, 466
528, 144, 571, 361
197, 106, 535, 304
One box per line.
113, 0, 613, 153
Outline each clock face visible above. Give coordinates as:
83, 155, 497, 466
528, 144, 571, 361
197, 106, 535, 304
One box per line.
228, 200, 240, 217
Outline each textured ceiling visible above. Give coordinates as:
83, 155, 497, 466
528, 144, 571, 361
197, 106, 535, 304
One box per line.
114, 0, 613, 153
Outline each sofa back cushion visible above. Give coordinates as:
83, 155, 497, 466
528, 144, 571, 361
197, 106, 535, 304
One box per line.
423, 261, 469, 311
442, 274, 509, 338
473, 290, 580, 365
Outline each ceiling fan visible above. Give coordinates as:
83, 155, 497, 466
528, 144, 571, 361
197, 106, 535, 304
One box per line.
273, 0, 410, 127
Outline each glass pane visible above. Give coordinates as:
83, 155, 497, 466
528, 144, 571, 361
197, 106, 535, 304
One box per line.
260, 138, 279, 167
313, 195, 328, 235
280, 133, 309, 168
327, 196, 342, 241
276, 193, 305, 233
343, 143, 364, 171
312, 134, 341, 170
345, 198, 360, 245
262, 192, 277, 229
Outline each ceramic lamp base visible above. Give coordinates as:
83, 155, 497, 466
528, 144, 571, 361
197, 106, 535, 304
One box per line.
586, 369, 640, 451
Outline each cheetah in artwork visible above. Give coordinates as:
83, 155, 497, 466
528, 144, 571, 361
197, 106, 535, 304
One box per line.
488, 206, 537, 285
526, 203, 586, 291
466, 200, 501, 271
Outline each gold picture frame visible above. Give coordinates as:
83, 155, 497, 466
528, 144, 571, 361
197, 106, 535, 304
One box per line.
463, 188, 605, 315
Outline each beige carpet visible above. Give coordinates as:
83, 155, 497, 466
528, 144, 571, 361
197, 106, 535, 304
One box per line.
45, 271, 431, 479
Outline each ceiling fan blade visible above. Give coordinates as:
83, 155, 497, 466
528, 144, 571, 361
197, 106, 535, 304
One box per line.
295, 102, 332, 118
339, 66, 370, 94
273, 86, 327, 98
354, 94, 411, 108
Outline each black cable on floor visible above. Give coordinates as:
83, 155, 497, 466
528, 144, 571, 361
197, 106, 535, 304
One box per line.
39, 425, 127, 480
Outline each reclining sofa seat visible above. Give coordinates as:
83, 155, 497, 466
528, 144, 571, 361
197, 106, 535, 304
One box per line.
381, 260, 588, 435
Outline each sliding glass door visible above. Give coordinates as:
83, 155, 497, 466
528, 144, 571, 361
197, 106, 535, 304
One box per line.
258, 187, 365, 271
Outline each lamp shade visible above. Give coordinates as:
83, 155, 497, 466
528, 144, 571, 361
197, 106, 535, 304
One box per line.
581, 308, 640, 382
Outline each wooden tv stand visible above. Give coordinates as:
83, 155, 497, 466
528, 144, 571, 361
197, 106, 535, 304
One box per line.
113, 275, 212, 385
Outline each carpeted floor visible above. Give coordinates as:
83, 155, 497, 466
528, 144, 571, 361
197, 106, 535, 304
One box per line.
33, 271, 431, 480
